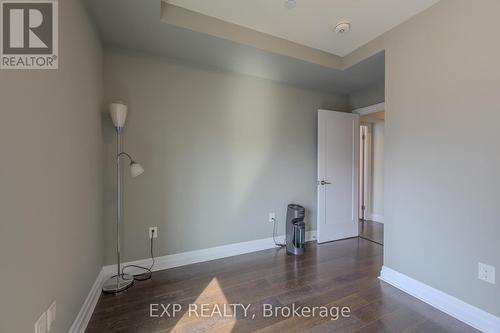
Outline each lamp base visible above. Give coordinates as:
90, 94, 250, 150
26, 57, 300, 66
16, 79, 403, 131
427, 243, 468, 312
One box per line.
102, 274, 134, 294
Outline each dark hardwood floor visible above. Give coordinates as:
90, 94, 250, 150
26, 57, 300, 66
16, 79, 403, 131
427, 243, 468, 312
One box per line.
87, 238, 477, 333
359, 220, 384, 245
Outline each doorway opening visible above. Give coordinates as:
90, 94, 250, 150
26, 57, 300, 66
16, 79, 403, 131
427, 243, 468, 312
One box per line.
358, 110, 385, 245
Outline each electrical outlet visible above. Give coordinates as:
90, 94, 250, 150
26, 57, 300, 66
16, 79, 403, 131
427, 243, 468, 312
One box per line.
269, 212, 276, 223
34, 311, 47, 333
47, 301, 56, 332
149, 226, 158, 239
478, 262, 495, 284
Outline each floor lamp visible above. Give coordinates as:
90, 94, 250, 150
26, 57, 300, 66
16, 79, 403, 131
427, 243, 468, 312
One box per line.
102, 102, 145, 294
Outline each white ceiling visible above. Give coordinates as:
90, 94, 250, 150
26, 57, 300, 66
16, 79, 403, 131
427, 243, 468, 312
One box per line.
167, 0, 440, 56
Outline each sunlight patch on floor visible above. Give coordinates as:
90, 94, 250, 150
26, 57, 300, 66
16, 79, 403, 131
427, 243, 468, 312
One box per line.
170, 278, 236, 333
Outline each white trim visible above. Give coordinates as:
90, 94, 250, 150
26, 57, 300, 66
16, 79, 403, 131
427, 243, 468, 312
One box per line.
352, 102, 385, 116
379, 266, 500, 333
69, 268, 105, 333
103, 231, 317, 277
367, 213, 384, 223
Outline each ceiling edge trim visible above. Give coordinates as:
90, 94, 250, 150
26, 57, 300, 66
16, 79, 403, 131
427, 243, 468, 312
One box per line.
352, 102, 385, 116
161, 2, 343, 70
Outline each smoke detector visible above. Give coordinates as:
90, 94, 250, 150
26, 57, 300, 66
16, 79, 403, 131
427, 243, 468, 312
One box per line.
284, 0, 296, 9
335, 21, 351, 34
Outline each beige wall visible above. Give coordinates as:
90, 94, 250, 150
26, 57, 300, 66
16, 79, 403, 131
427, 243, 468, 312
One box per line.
0, 0, 103, 332
349, 81, 385, 110
103, 49, 348, 264
345, 0, 500, 317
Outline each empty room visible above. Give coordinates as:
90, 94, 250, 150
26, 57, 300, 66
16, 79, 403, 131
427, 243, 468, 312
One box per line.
1, 0, 499, 332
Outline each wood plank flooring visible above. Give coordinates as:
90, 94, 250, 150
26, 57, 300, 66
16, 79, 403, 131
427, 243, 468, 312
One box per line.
86, 238, 477, 333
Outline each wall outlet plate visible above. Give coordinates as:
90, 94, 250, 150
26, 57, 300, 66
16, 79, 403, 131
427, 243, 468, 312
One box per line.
47, 301, 56, 332
478, 262, 495, 284
149, 226, 158, 239
34, 311, 47, 333
269, 212, 276, 223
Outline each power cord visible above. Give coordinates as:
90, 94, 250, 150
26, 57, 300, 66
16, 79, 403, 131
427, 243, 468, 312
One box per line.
272, 217, 286, 247
121, 229, 156, 281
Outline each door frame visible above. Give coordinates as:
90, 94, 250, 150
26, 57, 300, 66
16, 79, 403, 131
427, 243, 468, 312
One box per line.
353, 102, 385, 224
359, 123, 373, 221
352, 102, 385, 116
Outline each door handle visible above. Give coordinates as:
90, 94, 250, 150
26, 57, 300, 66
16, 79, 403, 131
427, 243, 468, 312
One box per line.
320, 180, 331, 185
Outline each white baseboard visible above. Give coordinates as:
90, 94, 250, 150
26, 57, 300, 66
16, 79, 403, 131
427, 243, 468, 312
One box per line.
367, 213, 384, 223
69, 268, 105, 333
379, 266, 500, 333
103, 230, 317, 277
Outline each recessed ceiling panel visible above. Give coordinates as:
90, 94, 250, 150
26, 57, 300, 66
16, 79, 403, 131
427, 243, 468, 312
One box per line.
167, 0, 440, 56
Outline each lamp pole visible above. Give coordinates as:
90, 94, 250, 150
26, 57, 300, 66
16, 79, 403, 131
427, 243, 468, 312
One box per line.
116, 126, 122, 280
102, 126, 135, 293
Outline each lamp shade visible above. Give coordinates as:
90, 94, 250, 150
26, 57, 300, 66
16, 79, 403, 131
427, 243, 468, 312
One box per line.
130, 162, 144, 178
109, 102, 128, 128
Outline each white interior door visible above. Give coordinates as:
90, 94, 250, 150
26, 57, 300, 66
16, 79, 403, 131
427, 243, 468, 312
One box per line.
317, 110, 359, 243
